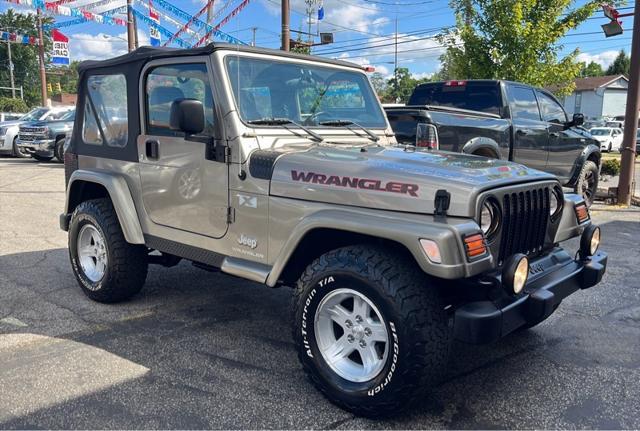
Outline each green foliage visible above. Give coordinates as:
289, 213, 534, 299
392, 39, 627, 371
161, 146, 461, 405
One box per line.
0, 9, 54, 107
383, 68, 433, 103
439, 0, 606, 96
605, 50, 630, 76
601, 158, 621, 176
0, 96, 28, 112
580, 61, 604, 77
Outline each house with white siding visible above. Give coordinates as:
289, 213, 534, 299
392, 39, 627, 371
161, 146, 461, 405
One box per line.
562, 75, 628, 119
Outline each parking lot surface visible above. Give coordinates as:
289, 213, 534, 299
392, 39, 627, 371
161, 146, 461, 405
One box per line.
1, 157, 639, 429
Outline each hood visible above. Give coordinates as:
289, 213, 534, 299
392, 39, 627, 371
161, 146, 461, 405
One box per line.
22, 119, 72, 128
0, 120, 24, 128
269, 145, 555, 217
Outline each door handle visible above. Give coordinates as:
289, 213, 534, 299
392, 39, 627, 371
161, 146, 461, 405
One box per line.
145, 139, 159, 159
516, 129, 529, 136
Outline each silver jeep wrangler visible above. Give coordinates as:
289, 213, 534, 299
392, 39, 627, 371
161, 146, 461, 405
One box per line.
60, 44, 607, 417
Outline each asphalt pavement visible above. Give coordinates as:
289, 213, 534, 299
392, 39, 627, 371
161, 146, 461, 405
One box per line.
1, 157, 639, 429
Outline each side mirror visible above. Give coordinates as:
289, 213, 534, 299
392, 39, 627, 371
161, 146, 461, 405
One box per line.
170, 99, 204, 135
572, 113, 584, 127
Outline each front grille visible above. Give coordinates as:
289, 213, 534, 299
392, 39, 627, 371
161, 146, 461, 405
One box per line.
498, 187, 550, 265
19, 134, 40, 141
20, 127, 46, 134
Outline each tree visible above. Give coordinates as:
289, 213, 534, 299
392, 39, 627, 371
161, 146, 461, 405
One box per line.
0, 9, 54, 107
580, 61, 604, 77
369, 72, 389, 100
386, 68, 420, 103
605, 50, 630, 76
439, 0, 604, 96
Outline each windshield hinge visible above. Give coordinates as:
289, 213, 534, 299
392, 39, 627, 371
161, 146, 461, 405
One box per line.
214, 144, 232, 164
227, 207, 235, 224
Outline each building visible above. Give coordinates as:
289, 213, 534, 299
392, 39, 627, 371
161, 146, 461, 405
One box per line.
562, 75, 628, 119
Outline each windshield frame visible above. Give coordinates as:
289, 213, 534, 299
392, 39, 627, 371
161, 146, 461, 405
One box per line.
221, 51, 388, 131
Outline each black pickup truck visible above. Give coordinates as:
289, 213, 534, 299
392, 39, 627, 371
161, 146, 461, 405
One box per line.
384, 80, 601, 205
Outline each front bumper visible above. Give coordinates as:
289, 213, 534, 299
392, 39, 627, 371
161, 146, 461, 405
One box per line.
16, 138, 55, 156
453, 249, 607, 344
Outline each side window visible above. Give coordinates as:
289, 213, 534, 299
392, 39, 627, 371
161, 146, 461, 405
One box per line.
507, 86, 541, 121
537, 91, 568, 124
82, 74, 128, 147
145, 63, 214, 137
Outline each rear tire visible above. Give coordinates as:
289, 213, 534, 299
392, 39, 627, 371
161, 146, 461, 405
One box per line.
575, 160, 599, 207
32, 154, 53, 162
12, 137, 29, 158
292, 245, 450, 417
68, 198, 148, 303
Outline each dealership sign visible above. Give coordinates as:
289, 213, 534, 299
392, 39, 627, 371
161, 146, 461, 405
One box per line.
51, 29, 70, 66
149, 8, 161, 47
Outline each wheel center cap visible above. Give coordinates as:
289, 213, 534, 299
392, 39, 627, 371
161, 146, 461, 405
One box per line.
352, 324, 365, 340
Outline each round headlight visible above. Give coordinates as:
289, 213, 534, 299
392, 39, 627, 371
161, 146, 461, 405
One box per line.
549, 190, 559, 216
480, 203, 493, 234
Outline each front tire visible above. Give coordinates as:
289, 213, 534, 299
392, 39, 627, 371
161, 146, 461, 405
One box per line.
575, 160, 599, 207
292, 245, 450, 417
69, 198, 148, 303
55, 138, 65, 162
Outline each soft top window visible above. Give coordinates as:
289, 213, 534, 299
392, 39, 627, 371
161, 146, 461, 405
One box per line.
82, 74, 128, 148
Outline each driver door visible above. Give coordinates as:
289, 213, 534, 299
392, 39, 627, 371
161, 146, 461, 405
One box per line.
138, 59, 229, 239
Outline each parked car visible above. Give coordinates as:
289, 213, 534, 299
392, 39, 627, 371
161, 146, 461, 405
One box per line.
384, 80, 602, 206
589, 127, 624, 152
60, 44, 607, 417
0, 106, 74, 158
16, 109, 75, 162
0, 112, 24, 122
605, 120, 624, 129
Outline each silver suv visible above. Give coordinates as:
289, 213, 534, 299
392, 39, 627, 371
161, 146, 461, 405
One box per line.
60, 44, 607, 417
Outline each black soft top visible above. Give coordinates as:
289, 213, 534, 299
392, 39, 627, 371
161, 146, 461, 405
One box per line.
78, 43, 361, 73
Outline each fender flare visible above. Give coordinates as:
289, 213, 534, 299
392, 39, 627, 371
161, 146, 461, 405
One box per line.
461, 137, 502, 159
567, 145, 601, 187
65, 170, 145, 244
265, 208, 492, 286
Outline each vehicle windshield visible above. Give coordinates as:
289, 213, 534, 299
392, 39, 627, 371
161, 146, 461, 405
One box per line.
20, 108, 48, 121
407, 81, 502, 116
590, 128, 612, 136
225, 55, 387, 128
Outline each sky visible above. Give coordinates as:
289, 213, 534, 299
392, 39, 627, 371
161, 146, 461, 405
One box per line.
0, 0, 635, 78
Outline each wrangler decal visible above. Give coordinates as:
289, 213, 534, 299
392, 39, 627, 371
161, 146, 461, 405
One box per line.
291, 170, 419, 197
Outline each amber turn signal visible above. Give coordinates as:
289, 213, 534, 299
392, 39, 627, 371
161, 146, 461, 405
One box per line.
464, 233, 487, 259
575, 202, 590, 224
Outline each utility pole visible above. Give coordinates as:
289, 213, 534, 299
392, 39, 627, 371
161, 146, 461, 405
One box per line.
206, 1, 214, 44
617, 1, 640, 205
7, 40, 15, 98
37, 8, 48, 107
281, 0, 290, 51
127, 0, 136, 52
394, 14, 398, 102
251, 27, 257, 46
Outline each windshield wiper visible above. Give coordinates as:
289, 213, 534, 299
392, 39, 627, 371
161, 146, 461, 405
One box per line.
319, 120, 380, 142
247, 117, 323, 142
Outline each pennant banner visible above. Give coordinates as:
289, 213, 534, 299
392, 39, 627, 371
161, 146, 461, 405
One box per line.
194, 0, 251, 47
162, 0, 214, 47
0, 30, 39, 45
131, 8, 192, 48
51, 28, 70, 66
149, 8, 161, 46
144, 0, 246, 46
50, 6, 127, 29
2, 0, 127, 26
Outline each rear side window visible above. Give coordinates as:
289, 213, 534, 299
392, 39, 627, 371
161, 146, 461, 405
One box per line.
507, 86, 541, 121
407, 82, 502, 116
145, 63, 215, 137
536, 91, 567, 124
82, 74, 128, 147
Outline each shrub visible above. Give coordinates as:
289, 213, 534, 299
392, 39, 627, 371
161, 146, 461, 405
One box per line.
601, 158, 621, 176
0, 97, 29, 113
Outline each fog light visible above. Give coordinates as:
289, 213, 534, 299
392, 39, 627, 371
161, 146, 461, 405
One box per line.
503, 253, 529, 295
580, 225, 601, 257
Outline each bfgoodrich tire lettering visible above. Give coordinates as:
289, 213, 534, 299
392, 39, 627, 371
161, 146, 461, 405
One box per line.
292, 245, 450, 417
68, 198, 148, 303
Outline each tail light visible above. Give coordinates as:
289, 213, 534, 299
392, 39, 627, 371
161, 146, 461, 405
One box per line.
444, 80, 467, 87
416, 123, 439, 149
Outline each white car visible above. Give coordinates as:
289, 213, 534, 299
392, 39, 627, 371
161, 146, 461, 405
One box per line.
589, 127, 624, 152
0, 106, 73, 158
0, 112, 24, 122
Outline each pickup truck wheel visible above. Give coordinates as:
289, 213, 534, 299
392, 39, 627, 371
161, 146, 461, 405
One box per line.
12, 137, 30, 158
575, 160, 599, 207
292, 245, 449, 417
68, 198, 148, 303
55, 138, 65, 162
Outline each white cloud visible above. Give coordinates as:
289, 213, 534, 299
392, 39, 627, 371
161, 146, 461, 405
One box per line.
70, 30, 151, 61
576, 50, 621, 69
